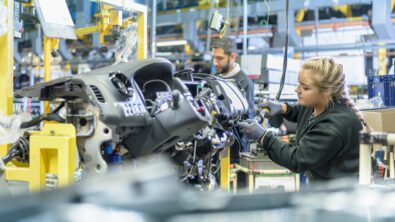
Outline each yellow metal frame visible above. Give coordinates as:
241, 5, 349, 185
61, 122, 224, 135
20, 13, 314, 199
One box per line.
136, 10, 147, 59
75, 1, 147, 59
5, 124, 77, 191
75, 25, 99, 37
220, 147, 230, 191
378, 47, 387, 76
0, 0, 14, 157
75, 4, 119, 44
0, 0, 76, 192
43, 36, 59, 113
333, 5, 353, 18
295, 9, 305, 37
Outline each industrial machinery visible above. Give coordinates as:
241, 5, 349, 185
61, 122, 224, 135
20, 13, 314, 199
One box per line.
359, 131, 395, 184
12, 58, 248, 187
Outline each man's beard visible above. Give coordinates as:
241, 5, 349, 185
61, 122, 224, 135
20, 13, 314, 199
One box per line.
219, 61, 231, 74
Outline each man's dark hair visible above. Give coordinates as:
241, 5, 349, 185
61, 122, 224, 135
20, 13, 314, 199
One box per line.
211, 37, 237, 55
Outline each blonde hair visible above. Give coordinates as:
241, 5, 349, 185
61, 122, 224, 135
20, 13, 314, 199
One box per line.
302, 57, 371, 131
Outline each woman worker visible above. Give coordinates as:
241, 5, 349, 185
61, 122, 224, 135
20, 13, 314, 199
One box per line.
238, 57, 369, 181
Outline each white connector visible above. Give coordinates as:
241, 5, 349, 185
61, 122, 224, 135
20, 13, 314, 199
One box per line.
209, 10, 223, 32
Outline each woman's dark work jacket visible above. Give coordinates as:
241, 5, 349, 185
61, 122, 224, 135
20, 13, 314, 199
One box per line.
262, 101, 363, 181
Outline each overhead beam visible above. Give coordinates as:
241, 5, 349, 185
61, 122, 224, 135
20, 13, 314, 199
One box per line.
250, 41, 395, 54
372, 0, 395, 40
277, 7, 302, 47
153, 0, 374, 27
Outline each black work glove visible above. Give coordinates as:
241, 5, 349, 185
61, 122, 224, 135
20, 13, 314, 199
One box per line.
237, 119, 265, 141
258, 100, 284, 128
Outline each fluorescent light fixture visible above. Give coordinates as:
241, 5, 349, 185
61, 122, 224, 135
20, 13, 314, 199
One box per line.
156, 52, 173, 56
157, 40, 187, 47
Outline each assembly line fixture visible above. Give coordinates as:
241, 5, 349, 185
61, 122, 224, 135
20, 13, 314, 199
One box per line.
359, 131, 395, 184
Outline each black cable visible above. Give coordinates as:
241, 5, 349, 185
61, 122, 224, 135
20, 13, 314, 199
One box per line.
191, 73, 221, 80
2, 137, 29, 164
20, 102, 66, 129
2, 143, 19, 164
51, 102, 65, 114
232, 126, 243, 152
207, 148, 213, 183
20, 116, 45, 129
275, 0, 289, 101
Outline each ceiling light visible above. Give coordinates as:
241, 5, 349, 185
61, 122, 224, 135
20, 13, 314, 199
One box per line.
156, 40, 187, 47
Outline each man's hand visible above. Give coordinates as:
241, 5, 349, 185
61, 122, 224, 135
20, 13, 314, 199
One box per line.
237, 119, 265, 141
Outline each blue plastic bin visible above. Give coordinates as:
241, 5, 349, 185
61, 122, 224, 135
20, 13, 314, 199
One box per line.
367, 75, 395, 107
386, 75, 395, 106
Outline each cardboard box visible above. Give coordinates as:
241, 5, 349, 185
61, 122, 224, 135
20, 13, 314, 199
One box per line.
362, 109, 395, 132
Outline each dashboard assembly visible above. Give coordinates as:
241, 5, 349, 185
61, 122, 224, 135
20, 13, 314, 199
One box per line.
15, 58, 249, 185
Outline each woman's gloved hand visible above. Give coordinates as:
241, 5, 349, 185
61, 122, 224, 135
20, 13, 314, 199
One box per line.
258, 100, 284, 128
258, 100, 283, 117
237, 119, 265, 141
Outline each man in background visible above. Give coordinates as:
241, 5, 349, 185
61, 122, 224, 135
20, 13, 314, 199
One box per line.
211, 37, 255, 162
